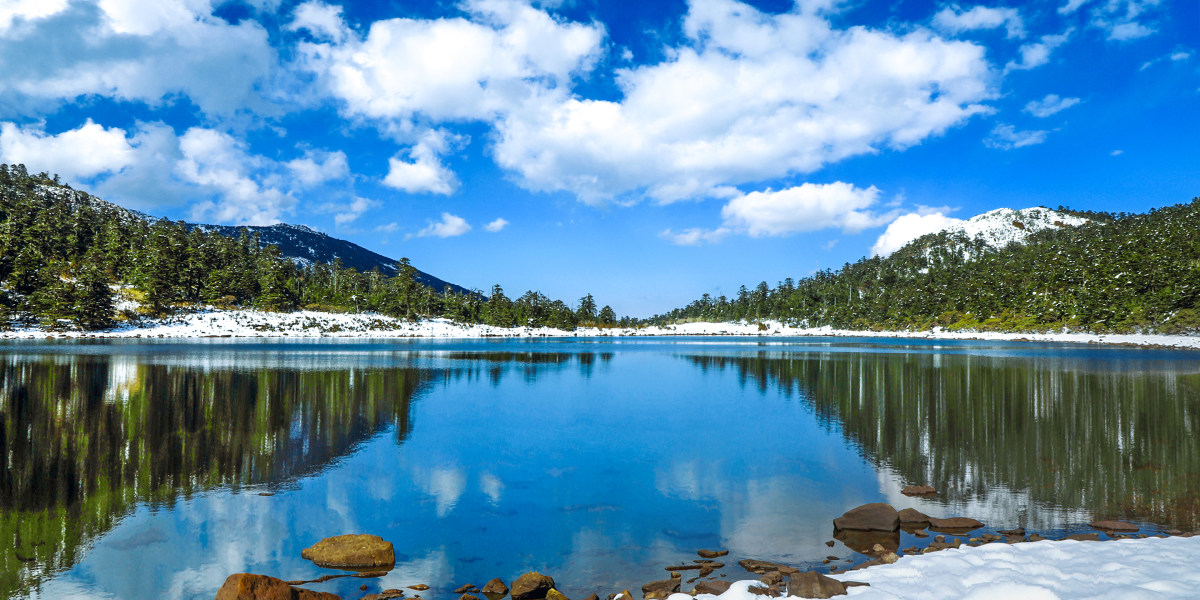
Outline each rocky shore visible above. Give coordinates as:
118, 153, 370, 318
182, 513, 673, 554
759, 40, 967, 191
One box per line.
213, 494, 1200, 600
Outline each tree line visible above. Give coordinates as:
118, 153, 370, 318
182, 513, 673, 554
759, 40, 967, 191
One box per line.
649, 198, 1200, 334
0, 164, 628, 331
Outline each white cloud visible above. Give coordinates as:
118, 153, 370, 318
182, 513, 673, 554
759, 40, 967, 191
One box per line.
871, 211, 964, 257
1006, 31, 1072, 72
492, 0, 995, 203
1059, 0, 1091, 15
320, 195, 377, 226
660, 227, 731, 246
933, 5, 1025, 39
0, 0, 277, 118
985, 124, 1050, 149
1023, 94, 1082, 117
1110, 149, 1124, 156
286, 149, 349, 187
286, 1, 348, 43
0, 120, 136, 181
417, 213, 472, 238
721, 182, 886, 237
484, 218, 509, 232
177, 128, 295, 225
383, 132, 459, 195
292, 0, 605, 123
1064, 0, 1162, 42
0, 0, 70, 32
375, 222, 400, 233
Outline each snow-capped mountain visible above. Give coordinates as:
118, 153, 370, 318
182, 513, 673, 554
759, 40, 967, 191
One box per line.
943, 207, 1091, 250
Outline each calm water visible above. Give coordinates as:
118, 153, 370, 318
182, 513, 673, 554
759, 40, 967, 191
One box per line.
2, 337, 1198, 599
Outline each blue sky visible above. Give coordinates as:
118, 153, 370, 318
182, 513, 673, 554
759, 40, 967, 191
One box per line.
0, 0, 1196, 316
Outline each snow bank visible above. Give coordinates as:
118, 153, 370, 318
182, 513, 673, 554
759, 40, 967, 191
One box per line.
1, 311, 1197, 351
684, 536, 1200, 600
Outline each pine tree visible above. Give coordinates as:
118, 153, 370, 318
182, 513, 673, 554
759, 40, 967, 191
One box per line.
73, 250, 115, 330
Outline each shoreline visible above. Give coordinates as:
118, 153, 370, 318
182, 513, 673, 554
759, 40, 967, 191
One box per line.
0, 309, 1197, 350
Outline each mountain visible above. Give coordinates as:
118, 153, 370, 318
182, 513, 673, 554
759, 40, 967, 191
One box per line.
192, 223, 471, 295
652, 198, 1200, 334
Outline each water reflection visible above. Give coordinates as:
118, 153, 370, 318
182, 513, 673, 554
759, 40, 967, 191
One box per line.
682, 351, 1200, 529
0, 355, 427, 598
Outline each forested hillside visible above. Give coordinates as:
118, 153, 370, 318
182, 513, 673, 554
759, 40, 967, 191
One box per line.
0, 165, 626, 331
651, 198, 1200, 334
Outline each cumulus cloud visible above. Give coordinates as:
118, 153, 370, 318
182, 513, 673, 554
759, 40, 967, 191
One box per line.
286, 149, 349, 187
933, 5, 1025, 39
0, 0, 70, 32
318, 195, 378, 226
0, 120, 136, 181
985, 124, 1050, 149
491, 0, 995, 203
417, 213, 472, 238
1006, 31, 1072, 72
1023, 94, 1082, 117
383, 132, 459, 195
484, 218, 509, 232
286, 1, 348, 43
177, 128, 295, 225
663, 182, 892, 245
1060, 0, 1162, 41
0, 0, 278, 118
871, 211, 964, 257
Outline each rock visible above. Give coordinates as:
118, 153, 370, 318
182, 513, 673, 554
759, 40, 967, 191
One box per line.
997, 528, 1025, 537
833, 529, 899, 556
738, 559, 790, 574
1165, 529, 1183, 535
824, 541, 834, 547
408, 586, 430, 592
214, 573, 341, 600
927, 517, 984, 532
665, 565, 701, 572
913, 530, 928, 538
1005, 535, 1027, 544
300, 534, 395, 569
897, 508, 930, 526
1090, 520, 1139, 532
361, 591, 406, 600
482, 579, 510, 598
641, 578, 680, 600
1029, 534, 1046, 542
463, 595, 481, 600
697, 549, 729, 559
693, 580, 731, 596
832, 503, 899, 532
511, 573, 556, 600
900, 485, 937, 497
760, 571, 783, 586
362, 585, 369, 592
786, 571, 847, 598
1066, 533, 1100, 541
456, 585, 477, 594
546, 589, 569, 600
583, 594, 599, 600
879, 552, 899, 564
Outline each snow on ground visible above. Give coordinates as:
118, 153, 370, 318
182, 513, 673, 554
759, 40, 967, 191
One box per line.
946, 207, 1092, 251
682, 536, 1200, 600
1, 310, 1198, 350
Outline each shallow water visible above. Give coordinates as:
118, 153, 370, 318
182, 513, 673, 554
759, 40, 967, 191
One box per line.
1, 337, 1198, 599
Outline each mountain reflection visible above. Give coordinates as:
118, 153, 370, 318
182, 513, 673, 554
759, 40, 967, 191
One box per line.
0, 355, 428, 598
682, 351, 1200, 529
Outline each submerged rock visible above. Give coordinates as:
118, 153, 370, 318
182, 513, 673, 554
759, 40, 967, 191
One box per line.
1090, 520, 1139, 532
214, 573, 340, 600
300, 534, 395, 569
833, 504, 899, 532
511, 573, 556, 600
927, 517, 984, 532
833, 529, 899, 556
738, 559, 793, 575
900, 485, 937, 497
1066, 533, 1101, 541
361, 591, 406, 600
897, 508, 931, 526
697, 549, 729, 559
786, 572, 847, 598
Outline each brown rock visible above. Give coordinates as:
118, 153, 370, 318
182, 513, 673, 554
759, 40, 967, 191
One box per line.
738, 559, 790, 574
641, 578, 680, 600
833, 529, 899, 556
833, 503, 899, 532
361, 591, 406, 600
463, 595, 481, 600
362, 585, 369, 592
1066, 533, 1100, 541
665, 565, 701, 572
456, 585, 477, 594
760, 571, 783, 586
408, 585, 430, 591
1090, 520, 1139, 532
900, 485, 937, 497
927, 517, 984, 532
1029, 534, 1046, 542
546, 589, 569, 600
693, 580, 731, 596
824, 541, 834, 548
300, 534, 395, 569
698, 549, 729, 559
583, 594, 599, 600
214, 573, 341, 600
997, 528, 1025, 537
897, 508, 930, 526
786, 571, 847, 598
511, 573, 556, 600
482, 579, 510, 598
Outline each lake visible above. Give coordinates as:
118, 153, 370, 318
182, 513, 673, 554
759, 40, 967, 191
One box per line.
2, 337, 1198, 599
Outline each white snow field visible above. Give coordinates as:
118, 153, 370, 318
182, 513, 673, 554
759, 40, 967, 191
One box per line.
3, 311, 1197, 351
684, 536, 1200, 600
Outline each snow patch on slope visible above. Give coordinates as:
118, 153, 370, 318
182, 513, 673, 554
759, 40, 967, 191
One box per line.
874, 207, 1090, 258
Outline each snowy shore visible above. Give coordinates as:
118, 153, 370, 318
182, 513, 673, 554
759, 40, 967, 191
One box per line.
1, 309, 1198, 350
689, 535, 1200, 600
